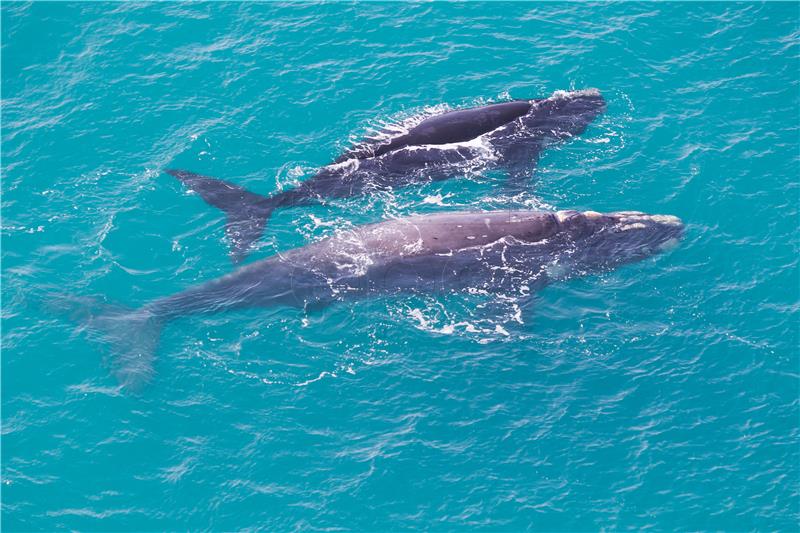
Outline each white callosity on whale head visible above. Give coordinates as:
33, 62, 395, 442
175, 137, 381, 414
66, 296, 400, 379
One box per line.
614, 212, 681, 225
648, 214, 683, 226
554, 210, 574, 223
616, 212, 683, 232
549, 87, 602, 100
618, 222, 647, 231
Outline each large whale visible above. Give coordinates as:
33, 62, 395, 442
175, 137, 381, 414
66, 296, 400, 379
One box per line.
166, 89, 606, 263
79, 208, 682, 390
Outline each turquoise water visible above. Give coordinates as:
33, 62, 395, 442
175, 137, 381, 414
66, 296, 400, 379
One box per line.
2, 2, 799, 530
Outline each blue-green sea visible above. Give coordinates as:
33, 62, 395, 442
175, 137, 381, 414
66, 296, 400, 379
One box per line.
2, 2, 799, 531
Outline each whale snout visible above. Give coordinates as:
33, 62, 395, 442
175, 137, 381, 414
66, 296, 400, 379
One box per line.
552, 209, 685, 273
609, 211, 685, 252
539, 89, 607, 136
554, 88, 607, 115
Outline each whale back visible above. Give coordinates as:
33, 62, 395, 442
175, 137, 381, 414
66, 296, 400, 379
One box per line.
293, 211, 559, 269
363, 210, 558, 255
336, 100, 533, 163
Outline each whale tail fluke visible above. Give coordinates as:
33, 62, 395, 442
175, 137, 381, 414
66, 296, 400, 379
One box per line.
93, 307, 162, 392
52, 296, 163, 392
166, 169, 275, 264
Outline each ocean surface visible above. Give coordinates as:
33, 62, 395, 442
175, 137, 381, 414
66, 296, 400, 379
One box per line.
2, 2, 799, 531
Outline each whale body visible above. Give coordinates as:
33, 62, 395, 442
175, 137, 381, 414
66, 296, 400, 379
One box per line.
80, 208, 683, 390
166, 89, 606, 263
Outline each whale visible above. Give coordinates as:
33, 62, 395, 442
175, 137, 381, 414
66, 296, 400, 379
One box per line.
166, 89, 606, 263
74, 208, 683, 390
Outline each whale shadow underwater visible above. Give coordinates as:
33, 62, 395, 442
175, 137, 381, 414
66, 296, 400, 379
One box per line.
71, 209, 683, 390
166, 89, 606, 263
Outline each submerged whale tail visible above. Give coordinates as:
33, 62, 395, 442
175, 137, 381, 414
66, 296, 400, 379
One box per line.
166, 169, 275, 263
53, 296, 163, 391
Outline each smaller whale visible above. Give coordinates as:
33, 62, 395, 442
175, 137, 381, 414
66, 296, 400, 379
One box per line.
167, 89, 606, 263
72, 208, 683, 390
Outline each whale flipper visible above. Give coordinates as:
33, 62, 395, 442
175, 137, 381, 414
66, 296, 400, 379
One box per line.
166, 169, 274, 263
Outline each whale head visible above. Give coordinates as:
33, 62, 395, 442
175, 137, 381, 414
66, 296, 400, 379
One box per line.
552, 209, 684, 275
524, 88, 607, 139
